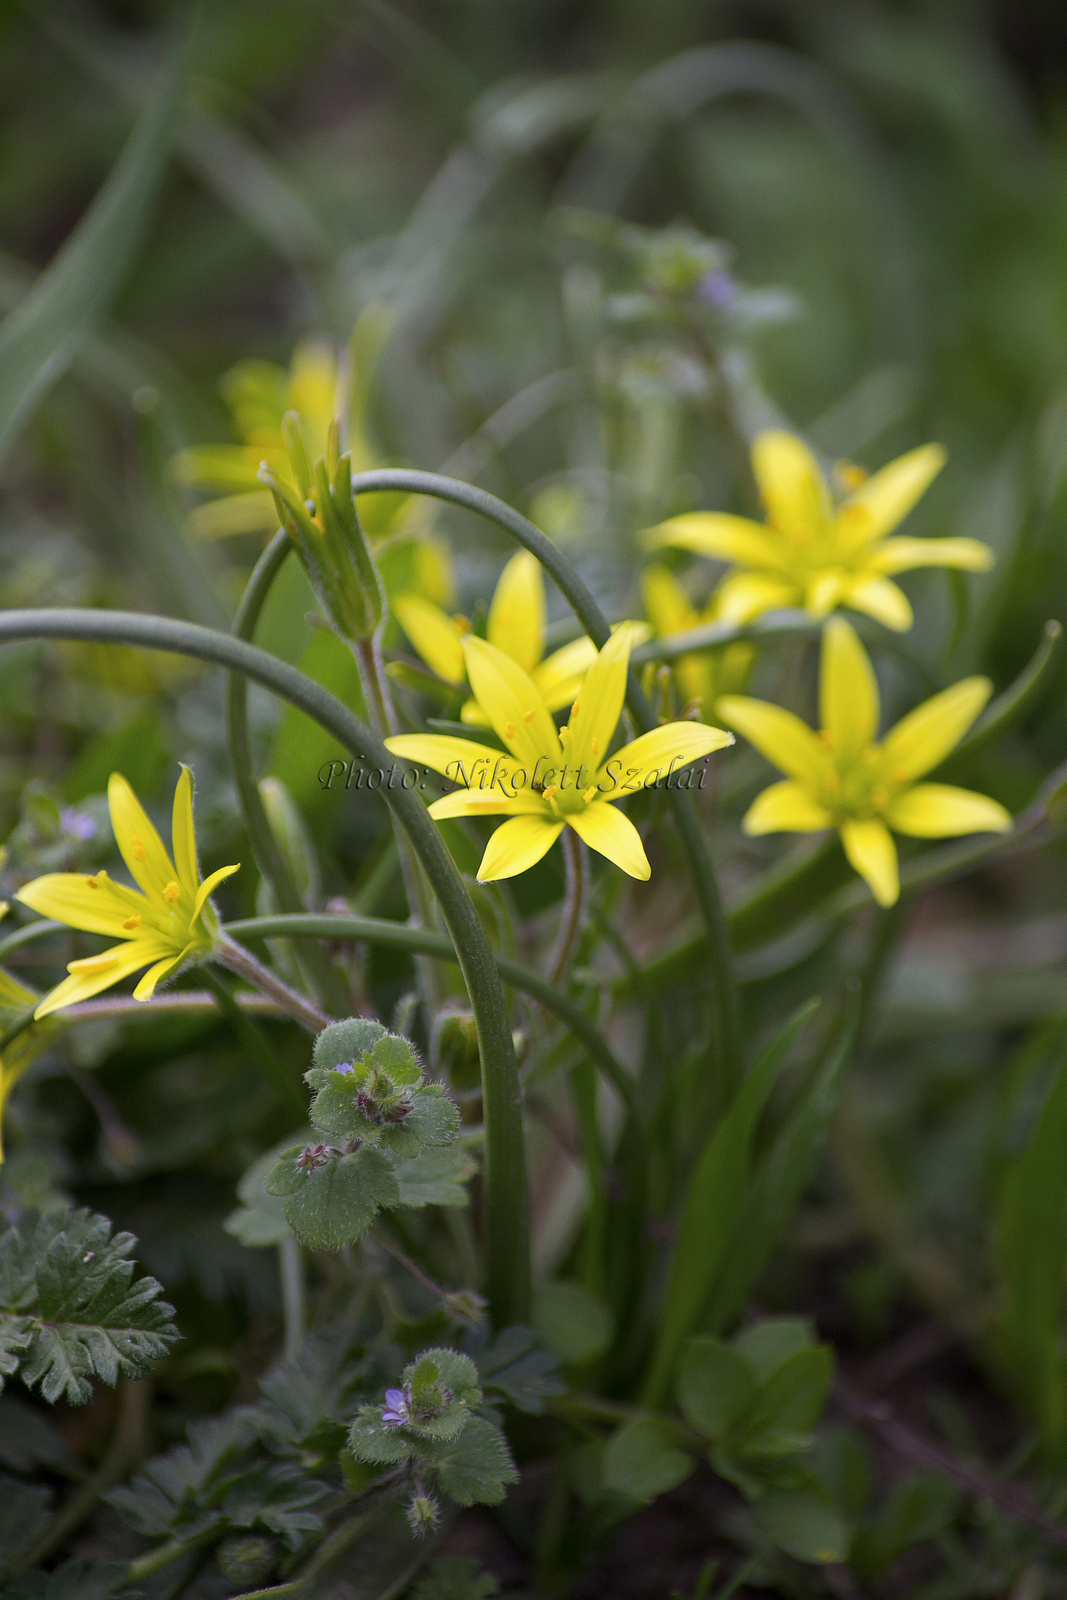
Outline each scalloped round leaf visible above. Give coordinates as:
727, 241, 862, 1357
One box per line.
347, 1405, 419, 1466
370, 1034, 421, 1081
435, 1414, 518, 1507
393, 1145, 474, 1209
405, 1087, 461, 1148
406, 1348, 482, 1406
282, 1148, 399, 1248
312, 1018, 386, 1072
266, 1145, 318, 1197
305, 1083, 384, 1146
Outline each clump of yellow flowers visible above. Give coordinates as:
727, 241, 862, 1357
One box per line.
17, 771, 238, 1017
719, 618, 1011, 906
387, 624, 733, 882
644, 430, 993, 631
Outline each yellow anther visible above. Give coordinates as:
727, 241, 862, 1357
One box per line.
559, 726, 571, 746
571, 700, 580, 716
583, 785, 598, 803
834, 460, 869, 494
452, 613, 472, 635
504, 721, 516, 738
542, 784, 559, 802
591, 738, 599, 756
163, 881, 180, 903
523, 709, 536, 723
122, 916, 141, 931
870, 786, 889, 811
130, 837, 146, 862
85, 875, 98, 889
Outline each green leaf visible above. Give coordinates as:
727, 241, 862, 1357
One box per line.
600, 1418, 694, 1503
644, 1002, 818, 1404
435, 1414, 518, 1506
0, 35, 184, 459
850, 1470, 960, 1579
0, 1209, 179, 1406
0, 1476, 52, 1575
996, 1037, 1067, 1462
753, 1486, 849, 1565
468, 1325, 565, 1414
702, 1017, 852, 1334
224, 1147, 295, 1248
2, 1559, 133, 1600
408, 1555, 500, 1600
393, 1144, 475, 1209
273, 1146, 399, 1249
532, 1281, 613, 1365
677, 1338, 755, 1441
733, 1319, 816, 1384
312, 1018, 388, 1072
740, 1347, 833, 1453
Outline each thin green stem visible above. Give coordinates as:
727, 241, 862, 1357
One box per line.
199, 963, 307, 1121
547, 828, 587, 987
228, 529, 348, 1017
216, 935, 330, 1034
351, 469, 741, 1092
0, 608, 528, 1325
279, 1236, 306, 1362
224, 912, 638, 1119
0, 918, 66, 961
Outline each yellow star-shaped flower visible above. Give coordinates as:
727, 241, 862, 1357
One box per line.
386, 624, 733, 882
17, 770, 239, 1018
719, 618, 1011, 906
641, 563, 753, 719
643, 430, 993, 631
393, 551, 605, 728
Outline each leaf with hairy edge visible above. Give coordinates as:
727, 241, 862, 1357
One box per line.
0, 33, 185, 458
268, 1145, 399, 1249
0, 1210, 179, 1407
435, 1415, 518, 1506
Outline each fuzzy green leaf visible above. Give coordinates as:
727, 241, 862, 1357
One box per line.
0, 1209, 179, 1406
393, 1144, 475, 1209
435, 1414, 518, 1507
274, 1146, 399, 1249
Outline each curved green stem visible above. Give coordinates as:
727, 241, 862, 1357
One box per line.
215, 935, 330, 1033
224, 913, 638, 1119
0, 608, 528, 1325
228, 530, 347, 1017
352, 468, 740, 1089
547, 828, 587, 987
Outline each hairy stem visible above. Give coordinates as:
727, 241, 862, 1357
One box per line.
547, 829, 587, 987
279, 1236, 306, 1362
216, 936, 331, 1034
0, 609, 528, 1326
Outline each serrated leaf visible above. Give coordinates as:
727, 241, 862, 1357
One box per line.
600, 1419, 694, 1503
107, 1413, 258, 1540
0, 1209, 179, 1406
254, 1326, 375, 1458
468, 1325, 564, 1414
221, 1461, 328, 1551
435, 1415, 518, 1506
393, 1144, 474, 1209
281, 1147, 399, 1249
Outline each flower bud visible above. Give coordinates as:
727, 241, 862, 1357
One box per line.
406, 1492, 440, 1537
217, 1535, 278, 1586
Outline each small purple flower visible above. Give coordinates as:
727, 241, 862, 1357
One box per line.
381, 1386, 410, 1428
335, 1062, 355, 1077
698, 269, 736, 309
60, 807, 96, 841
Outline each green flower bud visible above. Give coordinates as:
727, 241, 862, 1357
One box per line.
217, 1535, 278, 1586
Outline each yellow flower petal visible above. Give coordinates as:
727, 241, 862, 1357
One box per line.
187, 490, 277, 541
821, 618, 880, 760
565, 623, 632, 775
428, 790, 548, 819
567, 802, 650, 880
172, 767, 198, 895
393, 594, 467, 685
642, 565, 699, 637
840, 442, 945, 545
805, 570, 847, 617
880, 677, 992, 782
884, 783, 1011, 838
597, 721, 733, 792
476, 815, 564, 881
191, 863, 241, 923
386, 733, 512, 788
108, 773, 179, 903
743, 780, 833, 834
869, 536, 995, 575
844, 575, 913, 632
840, 818, 899, 906
34, 936, 175, 1018
718, 696, 830, 785
751, 431, 831, 542
532, 636, 599, 712
487, 551, 545, 676
642, 512, 782, 568
17, 871, 146, 938
462, 636, 562, 768
713, 571, 799, 623
132, 952, 185, 1001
